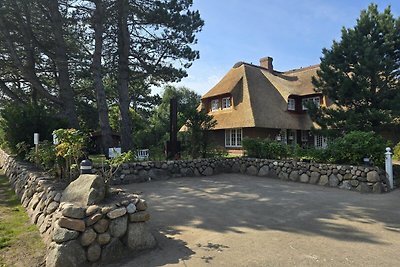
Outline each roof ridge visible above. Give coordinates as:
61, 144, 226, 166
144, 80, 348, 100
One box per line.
234, 61, 269, 71
235, 61, 319, 74
283, 64, 320, 74
237, 62, 285, 74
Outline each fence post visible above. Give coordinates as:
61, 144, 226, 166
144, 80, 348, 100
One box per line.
385, 147, 393, 189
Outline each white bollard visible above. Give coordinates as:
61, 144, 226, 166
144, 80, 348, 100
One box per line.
385, 147, 393, 189
34, 133, 39, 153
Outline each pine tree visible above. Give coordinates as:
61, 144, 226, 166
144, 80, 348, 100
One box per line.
310, 4, 400, 135
110, 0, 204, 151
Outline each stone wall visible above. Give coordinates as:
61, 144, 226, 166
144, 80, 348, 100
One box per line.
0, 149, 155, 267
0, 150, 392, 264
100, 157, 391, 193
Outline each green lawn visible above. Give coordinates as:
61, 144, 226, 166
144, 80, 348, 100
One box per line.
0, 170, 45, 266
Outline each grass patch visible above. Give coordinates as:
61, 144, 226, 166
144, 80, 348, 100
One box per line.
225, 154, 241, 158
0, 169, 45, 266
0, 174, 28, 249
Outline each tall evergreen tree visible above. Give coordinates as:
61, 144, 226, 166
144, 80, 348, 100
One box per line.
145, 85, 200, 148
0, 0, 203, 153
310, 4, 400, 135
109, 0, 204, 151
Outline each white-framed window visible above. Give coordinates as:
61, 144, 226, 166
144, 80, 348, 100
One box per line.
314, 135, 328, 149
301, 130, 309, 142
302, 96, 320, 110
225, 128, 242, 147
222, 97, 231, 109
211, 99, 219, 111
288, 98, 295, 111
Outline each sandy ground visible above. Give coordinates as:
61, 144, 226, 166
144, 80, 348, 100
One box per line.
110, 174, 400, 267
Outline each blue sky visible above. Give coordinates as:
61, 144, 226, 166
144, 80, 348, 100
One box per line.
169, 0, 400, 96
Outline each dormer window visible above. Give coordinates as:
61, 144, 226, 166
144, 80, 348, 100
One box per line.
288, 98, 295, 111
302, 96, 320, 110
222, 97, 231, 109
211, 99, 219, 111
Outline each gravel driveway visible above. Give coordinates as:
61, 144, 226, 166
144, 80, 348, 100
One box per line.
110, 174, 400, 267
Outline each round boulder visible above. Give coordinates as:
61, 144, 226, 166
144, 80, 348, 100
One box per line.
46, 240, 86, 267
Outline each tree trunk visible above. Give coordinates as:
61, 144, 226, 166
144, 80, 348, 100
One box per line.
92, 0, 113, 156
47, 0, 80, 128
116, 0, 133, 152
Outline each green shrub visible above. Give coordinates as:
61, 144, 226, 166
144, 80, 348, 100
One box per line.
101, 151, 136, 185
394, 142, 400, 160
26, 141, 57, 172
0, 103, 67, 156
300, 147, 333, 163
53, 128, 88, 180
299, 132, 388, 166
15, 142, 31, 159
242, 138, 262, 158
54, 129, 87, 164
243, 137, 289, 159
148, 145, 165, 161
268, 141, 289, 159
243, 131, 388, 166
107, 151, 135, 166
327, 131, 389, 166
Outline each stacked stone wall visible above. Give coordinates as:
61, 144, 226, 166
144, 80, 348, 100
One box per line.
100, 157, 390, 193
0, 149, 155, 267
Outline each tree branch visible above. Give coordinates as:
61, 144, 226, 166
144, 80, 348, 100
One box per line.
0, 79, 27, 104
0, 17, 62, 105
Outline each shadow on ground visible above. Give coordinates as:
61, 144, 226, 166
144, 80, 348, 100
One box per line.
133, 175, 400, 242
116, 174, 400, 266
103, 230, 194, 267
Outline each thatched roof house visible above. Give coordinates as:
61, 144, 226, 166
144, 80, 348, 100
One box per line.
201, 57, 330, 153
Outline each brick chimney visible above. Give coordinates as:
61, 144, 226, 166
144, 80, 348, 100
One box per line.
260, 56, 273, 72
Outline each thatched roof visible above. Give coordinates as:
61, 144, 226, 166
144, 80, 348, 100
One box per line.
201, 62, 321, 131
266, 65, 320, 99
201, 65, 244, 99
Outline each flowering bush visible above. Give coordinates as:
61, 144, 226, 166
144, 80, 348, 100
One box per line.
53, 129, 87, 180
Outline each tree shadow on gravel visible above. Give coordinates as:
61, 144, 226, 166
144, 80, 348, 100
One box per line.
102, 229, 194, 267
120, 174, 400, 246
113, 174, 400, 266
